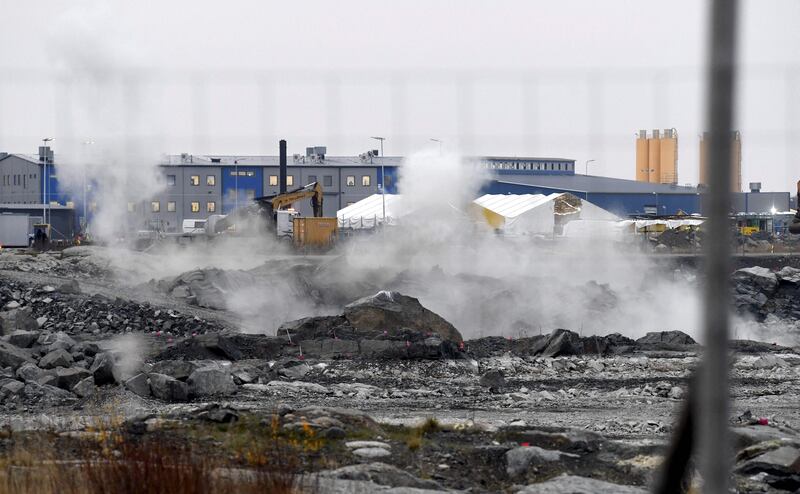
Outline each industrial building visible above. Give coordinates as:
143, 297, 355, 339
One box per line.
0, 149, 80, 243
0, 144, 793, 241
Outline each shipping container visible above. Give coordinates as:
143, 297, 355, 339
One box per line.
292, 217, 338, 249
0, 214, 31, 247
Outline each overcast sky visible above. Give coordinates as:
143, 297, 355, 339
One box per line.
1, 0, 798, 192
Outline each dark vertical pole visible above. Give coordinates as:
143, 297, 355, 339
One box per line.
279, 140, 287, 194
699, 0, 738, 492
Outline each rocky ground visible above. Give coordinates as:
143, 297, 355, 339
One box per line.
0, 246, 799, 492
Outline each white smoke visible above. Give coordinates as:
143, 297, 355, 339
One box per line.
46, 1, 164, 242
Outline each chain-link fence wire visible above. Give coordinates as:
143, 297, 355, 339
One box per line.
0, 65, 797, 195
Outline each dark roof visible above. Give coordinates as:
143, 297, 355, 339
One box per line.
496, 173, 699, 194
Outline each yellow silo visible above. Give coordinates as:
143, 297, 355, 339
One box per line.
647, 129, 661, 184
659, 128, 678, 184
635, 130, 650, 182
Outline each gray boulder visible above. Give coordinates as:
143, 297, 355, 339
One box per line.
148, 373, 189, 402
734, 266, 778, 293
321, 462, 442, 490
0, 379, 24, 397
42, 332, 77, 352
7, 330, 38, 348
72, 376, 96, 398
0, 308, 38, 334
777, 266, 800, 284
150, 360, 199, 381
16, 362, 50, 382
506, 446, 574, 477
22, 382, 77, 406
124, 373, 151, 397
479, 369, 506, 390
55, 367, 92, 391
636, 330, 696, 346
344, 291, 463, 342
90, 352, 116, 385
517, 474, 646, 493
0, 341, 34, 369
39, 348, 73, 369
187, 368, 236, 397
737, 445, 800, 476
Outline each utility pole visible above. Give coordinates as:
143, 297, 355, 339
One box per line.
371, 137, 386, 224
585, 159, 596, 175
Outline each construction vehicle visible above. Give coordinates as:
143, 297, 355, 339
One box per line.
790, 180, 800, 235
208, 182, 338, 249
206, 139, 338, 249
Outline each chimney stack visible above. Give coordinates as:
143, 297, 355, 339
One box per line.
279, 140, 287, 194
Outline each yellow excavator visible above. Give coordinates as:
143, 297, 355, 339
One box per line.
208, 181, 338, 249
790, 180, 800, 235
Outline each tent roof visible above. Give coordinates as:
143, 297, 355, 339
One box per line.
472, 193, 557, 219
337, 194, 407, 228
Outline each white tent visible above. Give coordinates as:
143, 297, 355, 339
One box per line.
473, 192, 621, 236
337, 194, 407, 229
472, 193, 556, 235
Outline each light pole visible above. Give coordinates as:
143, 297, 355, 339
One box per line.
370, 137, 386, 225
584, 159, 596, 175
430, 138, 442, 156
41, 137, 54, 226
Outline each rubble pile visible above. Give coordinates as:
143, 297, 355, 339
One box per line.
733, 266, 800, 321
0, 279, 224, 338
655, 227, 703, 251
0, 247, 112, 278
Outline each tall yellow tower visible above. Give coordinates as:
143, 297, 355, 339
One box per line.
636, 130, 650, 182
699, 131, 741, 192
659, 128, 678, 184
635, 129, 678, 185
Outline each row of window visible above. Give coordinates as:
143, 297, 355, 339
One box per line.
164, 174, 374, 188
485, 161, 573, 171
129, 201, 217, 213
2, 173, 37, 188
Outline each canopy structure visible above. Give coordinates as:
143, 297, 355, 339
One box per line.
337, 194, 407, 230
472, 192, 620, 236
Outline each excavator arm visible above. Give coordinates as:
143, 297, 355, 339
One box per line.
266, 182, 324, 217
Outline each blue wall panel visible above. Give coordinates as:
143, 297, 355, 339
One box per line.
221, 166, 263, 213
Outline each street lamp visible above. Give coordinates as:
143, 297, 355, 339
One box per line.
370, 137, 386, 225
584, 159, 596, 176
430, 138, 442, 156
42, 137, 54, 226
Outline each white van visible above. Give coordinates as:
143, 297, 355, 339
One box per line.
182, 219, 207, 234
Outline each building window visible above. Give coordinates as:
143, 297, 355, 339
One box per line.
362, 175, 371, 186
246, 171, 255, 177
127, 202, 136, 213
190, 175, 200, 186
167, 175, 176, 186
287, 175, 294, 187
245, 189, 255, 200
191, 201, 200, 213
151, 201, 160, 212
167, 201, 176, 212
269, 175, 278, 186
206, 175, 216, 186
207, 201, 216, 213
324, 175, 333, 187
346, 176, 355, 186
308, 175, 317, 183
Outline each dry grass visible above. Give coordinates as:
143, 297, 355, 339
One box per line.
0, 414, 324, 494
